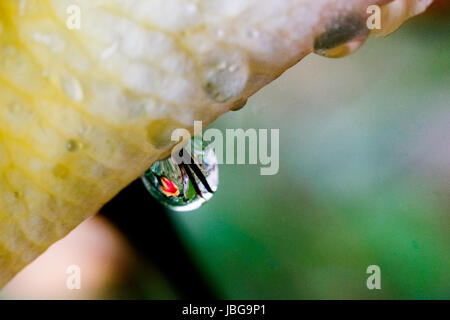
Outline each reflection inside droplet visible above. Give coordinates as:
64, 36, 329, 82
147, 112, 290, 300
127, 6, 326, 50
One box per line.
142, 137, 219, 212
314, 13, 369, 58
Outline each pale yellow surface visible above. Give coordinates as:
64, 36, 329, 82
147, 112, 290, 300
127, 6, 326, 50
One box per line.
0, 0, 432, 287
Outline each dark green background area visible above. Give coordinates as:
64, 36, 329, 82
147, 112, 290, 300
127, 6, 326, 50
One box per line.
171, 16, 450, 299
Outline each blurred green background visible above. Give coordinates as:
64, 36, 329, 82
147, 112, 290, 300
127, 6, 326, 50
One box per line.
170, 11, 450, 299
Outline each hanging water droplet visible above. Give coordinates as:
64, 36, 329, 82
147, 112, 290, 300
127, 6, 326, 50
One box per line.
142, 137, 219, 212
314, 35, 368, 58
231, 98, 248, 111
314, 13, 369, 58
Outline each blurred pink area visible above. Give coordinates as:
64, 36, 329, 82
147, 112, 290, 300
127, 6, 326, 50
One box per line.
2, 216, 133, 299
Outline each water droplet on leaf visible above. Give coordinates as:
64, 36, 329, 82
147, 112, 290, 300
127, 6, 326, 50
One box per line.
231, 98, 248, 111
142, 137, 219, 212
314, 13, 369, 58
66, 139, 81, 152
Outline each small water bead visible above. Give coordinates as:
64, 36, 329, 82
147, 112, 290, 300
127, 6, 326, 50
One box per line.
314, 13, 369, 58
231, 98, 248, 111
142, 137, 219, 212
66, 139, 82, 152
